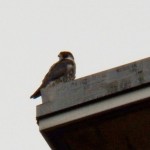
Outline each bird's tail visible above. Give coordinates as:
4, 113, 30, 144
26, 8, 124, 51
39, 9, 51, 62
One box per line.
30, 86, 41, 99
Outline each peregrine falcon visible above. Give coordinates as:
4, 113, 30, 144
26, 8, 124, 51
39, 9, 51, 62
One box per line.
30, 51, 76, 99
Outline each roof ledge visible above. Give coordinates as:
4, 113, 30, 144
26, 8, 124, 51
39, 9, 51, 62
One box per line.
37, 57, 150, 119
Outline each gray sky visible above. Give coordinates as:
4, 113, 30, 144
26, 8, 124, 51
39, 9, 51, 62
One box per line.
0, 1, 150, 150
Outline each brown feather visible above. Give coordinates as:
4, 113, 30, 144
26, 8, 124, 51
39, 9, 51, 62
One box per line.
30, 51, 75, 99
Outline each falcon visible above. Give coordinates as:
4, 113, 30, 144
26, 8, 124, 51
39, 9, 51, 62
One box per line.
30, 51, 76, 99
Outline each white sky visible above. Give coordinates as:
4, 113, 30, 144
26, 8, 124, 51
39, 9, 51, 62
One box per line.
0, 1, 150, 150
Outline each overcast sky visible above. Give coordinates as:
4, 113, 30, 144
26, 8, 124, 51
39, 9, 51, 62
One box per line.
0, 1, 150, 150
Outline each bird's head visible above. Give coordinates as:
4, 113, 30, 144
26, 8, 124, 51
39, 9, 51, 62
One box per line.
58, 51, 74, 61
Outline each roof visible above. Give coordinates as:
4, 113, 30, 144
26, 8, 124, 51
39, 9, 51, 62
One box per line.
36, 57, 150, 150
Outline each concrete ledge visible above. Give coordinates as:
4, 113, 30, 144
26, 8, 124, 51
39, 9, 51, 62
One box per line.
37, 57, 150, 118
39, 86, 150, 130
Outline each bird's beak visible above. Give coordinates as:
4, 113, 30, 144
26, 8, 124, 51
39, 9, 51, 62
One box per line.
58, 54, 62, 60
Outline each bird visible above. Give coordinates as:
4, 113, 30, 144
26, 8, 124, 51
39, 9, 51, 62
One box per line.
30, 51, 76, 99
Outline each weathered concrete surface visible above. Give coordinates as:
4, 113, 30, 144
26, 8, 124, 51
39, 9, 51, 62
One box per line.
39, 86, 150, 130
37, 57, 150, 118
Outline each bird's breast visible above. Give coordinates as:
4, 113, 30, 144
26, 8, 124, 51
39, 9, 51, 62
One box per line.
67, 64, 74, 70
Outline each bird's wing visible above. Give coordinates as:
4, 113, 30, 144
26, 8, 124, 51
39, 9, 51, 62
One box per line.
42, 59, 74, 86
